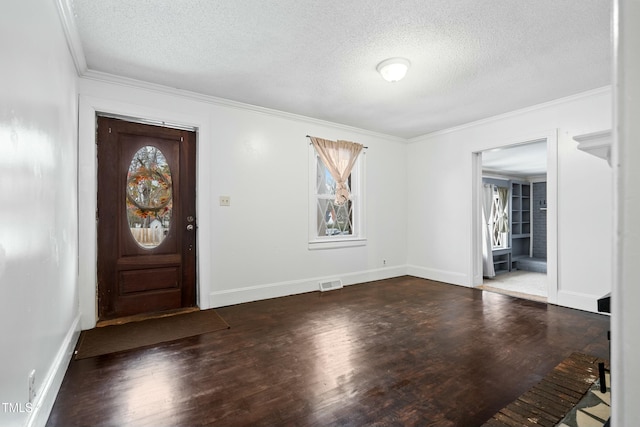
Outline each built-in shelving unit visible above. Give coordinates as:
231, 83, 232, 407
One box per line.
510, 180, 531, 270
492, 248, 511, 275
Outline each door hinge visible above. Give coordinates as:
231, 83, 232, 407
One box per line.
96, 208, 99, 221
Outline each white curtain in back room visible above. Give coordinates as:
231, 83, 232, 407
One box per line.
482, 184, 496, 278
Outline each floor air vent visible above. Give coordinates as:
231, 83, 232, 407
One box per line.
319, 279, 343, 292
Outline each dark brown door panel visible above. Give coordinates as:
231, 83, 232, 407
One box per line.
97, 117, 196, 320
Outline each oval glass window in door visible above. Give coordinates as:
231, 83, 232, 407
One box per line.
126, 146, 173, 248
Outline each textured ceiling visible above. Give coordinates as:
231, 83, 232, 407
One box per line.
70, 0, 612, 139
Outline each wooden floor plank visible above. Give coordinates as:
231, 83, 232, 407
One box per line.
498, 407, 542, 427
544, 370, 597, 394
482, 419, 510, 427
482, 352, 607, 427
46, 276, 610, 427
532, 383, 581, 406
538, 378, 588, 401
529, 385, 579, 408
507, 401, 557, 427
518, 391, 570, 418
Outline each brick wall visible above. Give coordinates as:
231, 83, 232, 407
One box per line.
532, 182, 547, 259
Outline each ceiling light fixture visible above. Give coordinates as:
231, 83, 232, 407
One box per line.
376, 57, 411, 82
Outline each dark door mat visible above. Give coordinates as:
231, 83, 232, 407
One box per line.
74, 309, 230, 359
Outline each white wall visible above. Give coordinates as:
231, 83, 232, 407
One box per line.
0, 1, 80, 426
612, 0, 640, 423
77, 76, 408, 328
406, 87, 613, 312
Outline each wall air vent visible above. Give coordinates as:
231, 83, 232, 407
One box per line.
319, 279, 343, 292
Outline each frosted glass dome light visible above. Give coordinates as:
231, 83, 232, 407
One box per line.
376, 57, 411, 82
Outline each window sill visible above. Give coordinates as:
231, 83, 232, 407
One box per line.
308, 237, 367, 250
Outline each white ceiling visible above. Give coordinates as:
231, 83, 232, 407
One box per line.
68, 0, 612, 139
482, 140, 548, 177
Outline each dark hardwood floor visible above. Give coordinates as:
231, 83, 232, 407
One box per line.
47, 276, 610, 426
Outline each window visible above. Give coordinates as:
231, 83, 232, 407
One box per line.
491, 186, 509, 249
126, 146, 172, 249
309, 147, 365, 249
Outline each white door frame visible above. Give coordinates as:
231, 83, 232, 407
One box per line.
470, 130, 558, 303
78, 94, 213, 330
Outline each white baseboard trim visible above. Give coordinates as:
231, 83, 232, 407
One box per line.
556, 290, 602, 314
26, 313, 81, 427
209, 266, 604, 314
209, 266, 408, 308
406, 265, 469, 287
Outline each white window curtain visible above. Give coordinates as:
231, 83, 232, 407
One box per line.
482, 184, 496, 278
309, 137, 364, 205
497, 186, 509, 233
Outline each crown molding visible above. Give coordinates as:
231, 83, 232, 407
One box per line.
54, 0, 87, 75
408, 86, 612, 144
79, 70, 406, 143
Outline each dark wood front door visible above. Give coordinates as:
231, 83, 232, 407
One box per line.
97, 117, 196, 321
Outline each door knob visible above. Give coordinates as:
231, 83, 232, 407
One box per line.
186, 224, 194, 231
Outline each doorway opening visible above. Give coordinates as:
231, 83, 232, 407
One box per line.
472, 134, 557, 303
